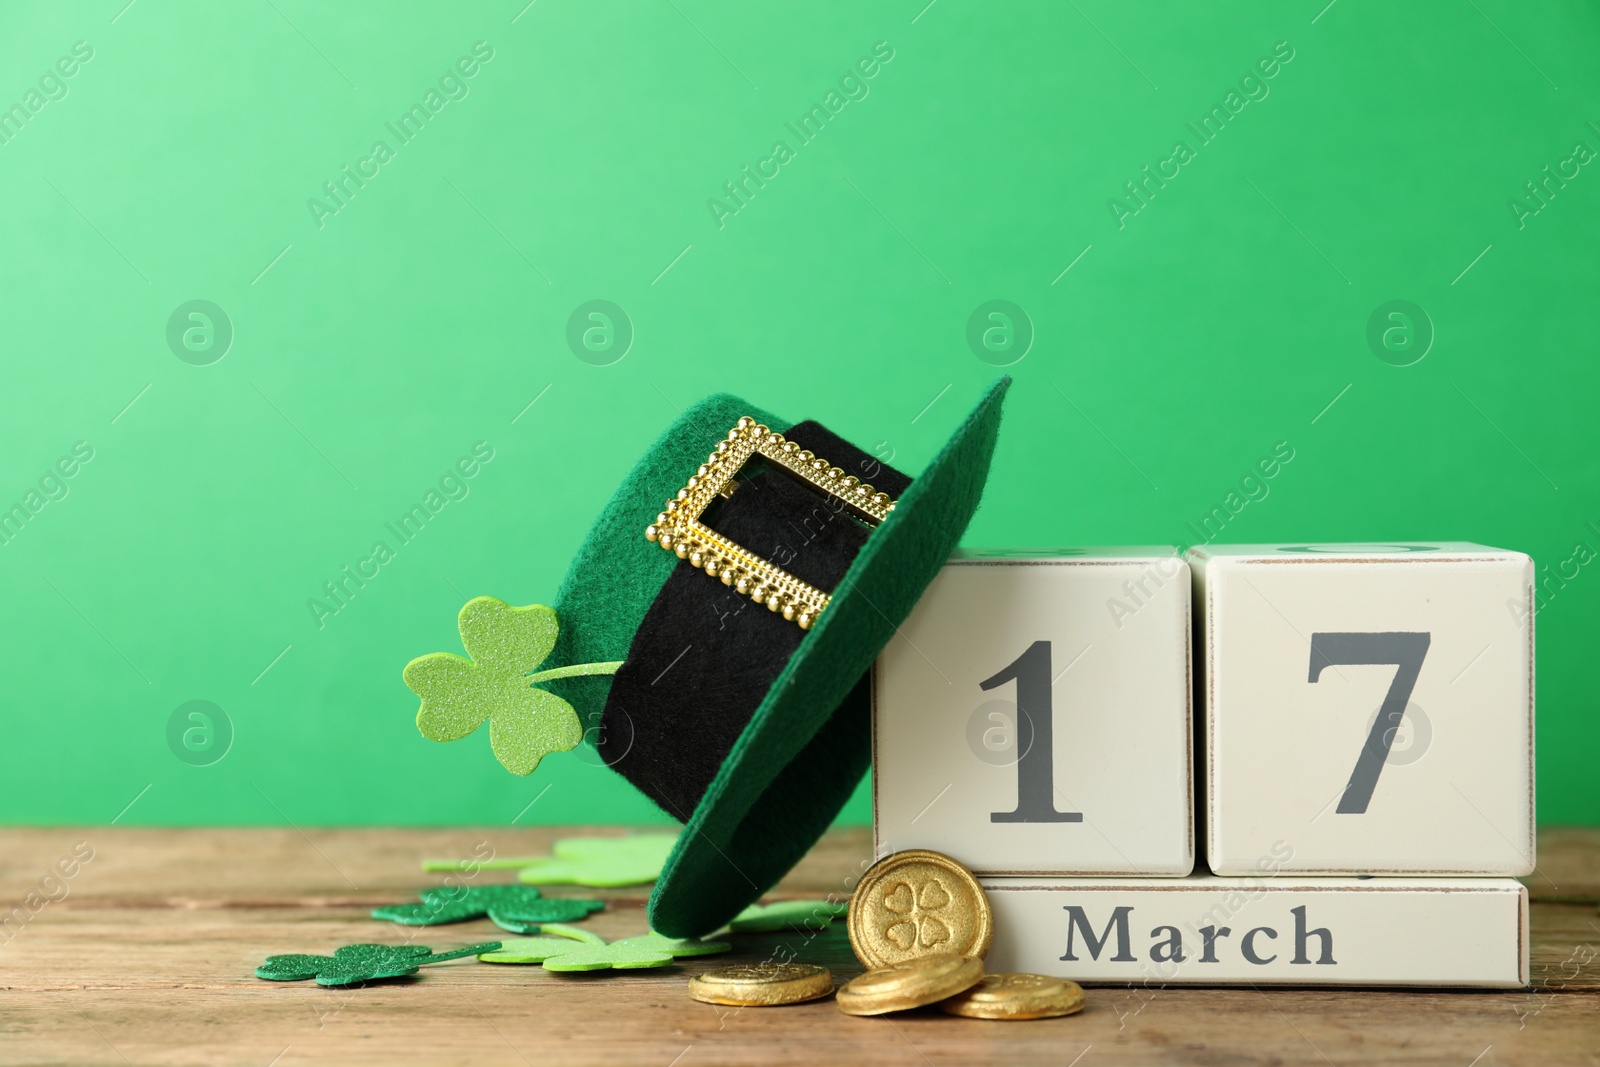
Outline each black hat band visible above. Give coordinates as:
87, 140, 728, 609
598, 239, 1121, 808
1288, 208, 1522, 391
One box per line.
596, 420, 912, 820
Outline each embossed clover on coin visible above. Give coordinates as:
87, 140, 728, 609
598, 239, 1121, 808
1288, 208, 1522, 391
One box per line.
848, 850, 992, 968
881, 877, 954, 950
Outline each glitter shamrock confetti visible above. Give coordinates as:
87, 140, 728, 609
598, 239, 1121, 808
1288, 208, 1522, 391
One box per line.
424, 833, 679, 887
406, 598, 622, 776
728, 900, 850, 933
488, 906, 607, 934
371, 885, 606, 927
255, 942, 500, 987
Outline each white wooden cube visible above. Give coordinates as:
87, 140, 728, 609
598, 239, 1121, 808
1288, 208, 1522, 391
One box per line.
982, 875, 1528, 989
873, 548, 1193, 875
1189, 543, 1534, 876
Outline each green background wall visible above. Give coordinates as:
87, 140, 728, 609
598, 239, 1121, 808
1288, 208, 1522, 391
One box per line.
2, 1, 1595, 828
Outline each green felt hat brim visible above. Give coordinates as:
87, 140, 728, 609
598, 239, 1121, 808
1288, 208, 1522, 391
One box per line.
649, 377, 1010, 937
547, 379, 1010, 938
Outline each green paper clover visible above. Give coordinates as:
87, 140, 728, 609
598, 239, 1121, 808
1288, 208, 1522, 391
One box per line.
728, 900, 850, 933
539, 932, 733, 973
405, 597, 621, 776
617, 931, 733, 958
424, 834, 679, 888
478, 925, 607, 963
371, 885, 606, 927
255, 942, 499, 987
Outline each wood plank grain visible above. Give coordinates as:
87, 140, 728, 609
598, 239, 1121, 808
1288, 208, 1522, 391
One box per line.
0, 827, 1594, 1066
4, 909, 1598, 1067
0, 826, 872, 906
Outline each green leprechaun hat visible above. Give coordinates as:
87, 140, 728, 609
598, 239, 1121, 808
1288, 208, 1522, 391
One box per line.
404, 377, 1009, 937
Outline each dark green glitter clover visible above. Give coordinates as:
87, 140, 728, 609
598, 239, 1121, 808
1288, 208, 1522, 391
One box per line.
371, 884, 605, 927
255, 942, 500, 987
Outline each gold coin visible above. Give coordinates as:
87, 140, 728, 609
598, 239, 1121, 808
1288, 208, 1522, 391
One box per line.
687, 962, 834, 1007
848, 849, 993, 969
837, 953, 985, 1016
938, 972, 1086, 1020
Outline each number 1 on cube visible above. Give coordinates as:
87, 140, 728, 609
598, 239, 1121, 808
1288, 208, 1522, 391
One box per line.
982, 641, 1083, 824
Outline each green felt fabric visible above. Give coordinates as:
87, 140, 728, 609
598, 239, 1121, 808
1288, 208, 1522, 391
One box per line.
728, 900, 849, 933
649, 377, 1010, 936
544, 396, 788, 733
532, 378, 1008, 939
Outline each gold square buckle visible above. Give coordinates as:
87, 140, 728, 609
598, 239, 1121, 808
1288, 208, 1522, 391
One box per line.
645, 416, 897, 629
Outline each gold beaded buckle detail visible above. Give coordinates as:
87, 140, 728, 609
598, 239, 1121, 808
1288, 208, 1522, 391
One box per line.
644, 416, 897, 630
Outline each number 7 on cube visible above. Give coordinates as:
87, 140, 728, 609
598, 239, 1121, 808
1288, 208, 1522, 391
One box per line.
1190, 543, 1534, 876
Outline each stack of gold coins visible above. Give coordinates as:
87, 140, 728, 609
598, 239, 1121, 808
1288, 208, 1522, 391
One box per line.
939, 972, 1086, 1020
837, 953, 984, 1016
834, 849, 1086, 1021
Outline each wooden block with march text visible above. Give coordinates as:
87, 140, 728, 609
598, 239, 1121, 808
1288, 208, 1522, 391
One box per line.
982, 874, 1527, 988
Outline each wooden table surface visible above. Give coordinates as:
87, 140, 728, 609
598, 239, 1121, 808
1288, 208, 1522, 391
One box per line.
1, 826, 1596, 1066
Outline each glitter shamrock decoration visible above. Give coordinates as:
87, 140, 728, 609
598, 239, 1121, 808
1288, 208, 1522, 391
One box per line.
729, 899, 849, 933
371, 884, 606, 927
487, 910, 614, 935
255, 942, 499, 987
405, 597, 622, 776
424, 834, 679, 887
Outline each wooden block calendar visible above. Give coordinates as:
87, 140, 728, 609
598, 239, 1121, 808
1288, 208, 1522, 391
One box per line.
1189, 542, 1534, 877
870, 543, 1536, 989
980, 875, 1528, 988
873, 548, 1194, 875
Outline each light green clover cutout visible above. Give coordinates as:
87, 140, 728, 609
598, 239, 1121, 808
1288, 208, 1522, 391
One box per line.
541, 931, 733, 972
616, 932, 733, 959
478, 924, 606, 963
405, 597, 621, 776
728, 900, 850, 933
516, 835, 679, 887
424, 833, 679, 887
